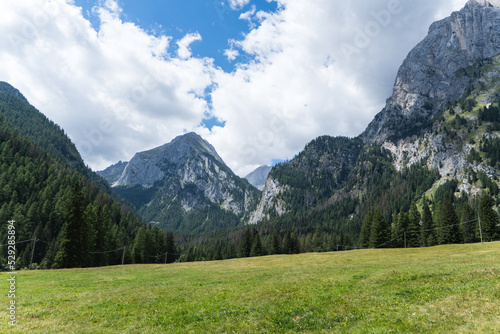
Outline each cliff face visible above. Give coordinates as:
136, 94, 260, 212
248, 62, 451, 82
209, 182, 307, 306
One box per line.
98, 133, 260, 234
249, 1, 500, 225
363, 0, 500, 143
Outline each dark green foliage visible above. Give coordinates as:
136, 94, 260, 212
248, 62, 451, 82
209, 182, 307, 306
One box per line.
420, 202, 435, 247
250, 232, 264, 257
460, 202, 477, 244
269, 231, 281, 255
407, 203, 421, 247
359, 212, 373, 248
478, 193, 499, 241
479, 103, 500, 123
480, 137, 500, 169
53, 182, 89, 268
460, 98, 477, 112
0, 84, 175, 269
370, 208, 390, 248
239, 228, 252, 257
435, 196, 461, 245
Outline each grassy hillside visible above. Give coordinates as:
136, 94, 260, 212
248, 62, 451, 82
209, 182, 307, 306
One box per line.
1, 243, 499, 333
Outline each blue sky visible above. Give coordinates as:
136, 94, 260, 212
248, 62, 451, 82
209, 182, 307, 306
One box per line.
74, 0, 278, 72
0, 0, 465, 176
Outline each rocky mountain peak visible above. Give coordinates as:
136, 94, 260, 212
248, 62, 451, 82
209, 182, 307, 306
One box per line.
466, 0, 500, 8
363, 1, 500, 143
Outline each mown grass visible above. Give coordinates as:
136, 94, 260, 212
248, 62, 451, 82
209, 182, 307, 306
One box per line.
1, 242, 499, 333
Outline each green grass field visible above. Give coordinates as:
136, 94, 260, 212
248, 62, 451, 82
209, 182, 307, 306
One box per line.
1, 242, 499, 333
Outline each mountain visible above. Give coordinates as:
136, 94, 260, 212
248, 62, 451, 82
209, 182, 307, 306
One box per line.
0, 83, 172, 269
97, 160, 128, 186
248, 0, 500, 234
363, 0, 500, 143
98, 132, 261, 235
244, 165, 272, 190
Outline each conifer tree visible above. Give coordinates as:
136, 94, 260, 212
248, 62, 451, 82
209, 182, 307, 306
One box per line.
436, 196, 461, 245
250, 232, 264, 257
282, 231, 292, 254
370, 208, 389, 248
359, 211, 373, 248
239, 228, 252, 257
269, 231, 281, 255
479, 193, 499, 241
53, 182, 89, 268
460, 202, 476, 243
407, 203, 421, 247
420, 202, 434, 247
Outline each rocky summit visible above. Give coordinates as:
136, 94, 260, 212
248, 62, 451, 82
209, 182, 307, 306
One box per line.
363, 0, 500, 144
98, 133, 260, 235
248, 1, 500, 227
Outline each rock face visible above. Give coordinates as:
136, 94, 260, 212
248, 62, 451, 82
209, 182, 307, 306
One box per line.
99, 133, 260, 234
97, 161, 127, 186
248, 1, 500, 225
244, 165, 272, 190
363, 0, 500, 143
247, 177, 288, 224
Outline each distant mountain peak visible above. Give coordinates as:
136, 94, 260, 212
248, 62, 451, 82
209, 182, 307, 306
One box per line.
245, 165, 272, 190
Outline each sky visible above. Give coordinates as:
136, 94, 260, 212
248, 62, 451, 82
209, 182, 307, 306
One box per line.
0, 0, 466, 177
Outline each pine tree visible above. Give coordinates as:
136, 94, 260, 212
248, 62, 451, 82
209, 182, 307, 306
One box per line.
359, 211, 373, 248
282, 231, 292, 254
407, 203, 421, 247
370, 208, 389, 248
52, 182, 90, 268
250, 232, 264, 257
479, 193, 499, 241
460, 202, 476, 243
269, 231, 281, 255
392, 211, 409, 248
239, 228, 252, 257
420, 202, 434, 247
436, 196, 461, 245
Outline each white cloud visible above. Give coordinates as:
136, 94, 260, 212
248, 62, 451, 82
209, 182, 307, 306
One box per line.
0, 0, 215, 170
0, 0, 467, 176
223, 48, 239, 62
201, 0, 466, 176
176, 32, 202, 60
229, 0, 250, 10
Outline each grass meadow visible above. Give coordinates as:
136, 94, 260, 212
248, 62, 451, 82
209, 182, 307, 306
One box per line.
1, 242, 499, 333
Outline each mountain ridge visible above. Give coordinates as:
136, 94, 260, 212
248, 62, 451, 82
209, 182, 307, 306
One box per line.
248, 1, 500, 228
98, 132, 261, 235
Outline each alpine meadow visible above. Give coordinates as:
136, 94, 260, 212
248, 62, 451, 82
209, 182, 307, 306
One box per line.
2, 0, 500, 333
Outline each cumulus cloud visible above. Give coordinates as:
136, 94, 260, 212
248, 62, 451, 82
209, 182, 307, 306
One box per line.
177, 32, 202, 59
0, 0, 214, 170
0, 0, 467, 176
229, 0, 251, 10
205, 0, 466, 175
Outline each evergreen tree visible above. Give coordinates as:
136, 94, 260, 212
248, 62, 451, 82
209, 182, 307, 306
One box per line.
282, 231, 292, 254
269, 231, 281, 255
407, 202, 421, 247
420, 202, 434, 247
392, 211, 409, 248
460, 202, 477, 243
370, 208, 389, 248
359, 211, 373, 248
250, 232, 264, 257
478, 193, 499, 241
436, 196, 461, 245
52, 182, 89, 268
290, 231, 301, 254
239, 228, 252, 257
